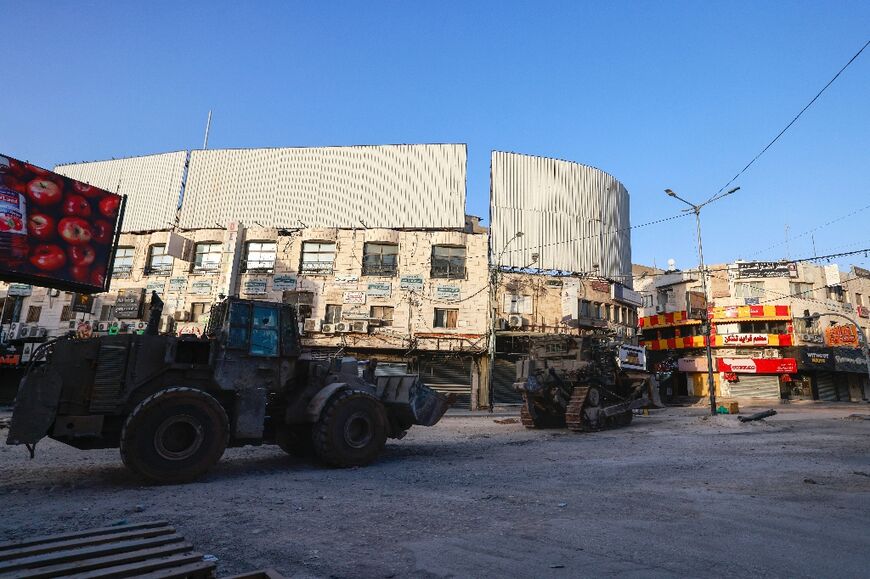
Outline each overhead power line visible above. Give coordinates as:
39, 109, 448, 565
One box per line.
707, 39, 870, 204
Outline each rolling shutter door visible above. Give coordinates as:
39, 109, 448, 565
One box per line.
728, 375, 780, 399
816, 372, 837, 401
418, 356, 472, 407
493, 357, 524, 404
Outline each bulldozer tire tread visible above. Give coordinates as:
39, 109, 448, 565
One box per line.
520, 396, 565, 429
312, 389, 387, 468
120, 387, 229, 484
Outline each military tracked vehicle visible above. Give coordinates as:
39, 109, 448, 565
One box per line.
513, 335, 650, 431
6, 294, 451, 483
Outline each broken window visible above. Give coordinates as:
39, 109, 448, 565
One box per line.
431, 245, 466, 279
363, 243, 398, 276
434, 308, 458, 328
300, 241, 336, 274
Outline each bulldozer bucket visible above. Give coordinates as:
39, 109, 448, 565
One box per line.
376, 375, 452, 427
6, 364, 63, 446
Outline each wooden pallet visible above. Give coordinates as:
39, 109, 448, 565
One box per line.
0, 521, 284, 579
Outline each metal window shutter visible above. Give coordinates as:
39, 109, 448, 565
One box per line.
816, 372, 838, 401
493, 357, 524, 404
727, 374, 780, 399
418, 356, 472, 407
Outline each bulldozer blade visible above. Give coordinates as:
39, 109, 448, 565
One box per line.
6, 365, 63, 446
409, 379, 453, 427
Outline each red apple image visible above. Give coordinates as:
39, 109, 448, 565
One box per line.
91, 219, 112, 244
26, 179, 62, 206
0, 158, 26, 177
62, 194, 92, 217
68, 244, 96, 267
28, 213, 56, 241
23, 163, 50, 177
58, 217, 93, 245
91, 268, 106, 287
0, 217, 15, 232
98, 195, 120, 218
29, 244, 66, 271
72, 181, 101, 198
69, 264, 91, 283
2, 175, 27, 194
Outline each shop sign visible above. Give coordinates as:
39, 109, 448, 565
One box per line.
717, 357, 797, 374
272, 274, 297, 291
400, 275, 424, 291
612, 284, 642, 306
801, 349, 833, 370
177, 323, 205, 338
833, 350, 868, 373
7, 283, 31, 297
857, 305, 869, 319
824, 325, 859, 348
242, 280, 266, 295
618, 345, 646, 371
71, 293, 94, 314
335, 275, 359, 288
800, 347, 868, 373
721, 333, 770, 346
435, 285, 460, 302
343, 291, 366, 305
114, 288, 145, 319
191, 280, 213, 295
366, 282, 391, 297
169, 277, 187, 292
678, 357, 709, 372
146, 281, 166, 295
736, 261, 797, 279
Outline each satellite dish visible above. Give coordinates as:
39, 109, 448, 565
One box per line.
667, 258, 676, 271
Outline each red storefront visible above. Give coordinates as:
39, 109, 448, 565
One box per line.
717, 357, 798, 399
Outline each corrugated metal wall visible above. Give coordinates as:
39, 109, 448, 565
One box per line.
54, 151, 187, 233
179, 144, 467, 230
490, 151, 631, 282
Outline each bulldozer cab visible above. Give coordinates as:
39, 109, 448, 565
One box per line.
205, 297, 300, 360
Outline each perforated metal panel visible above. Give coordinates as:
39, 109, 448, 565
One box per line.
490, 151, 631, 281
179, 144, 467, 229
54, 152, 187, 233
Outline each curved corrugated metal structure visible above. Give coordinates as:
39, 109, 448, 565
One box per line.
490, 151, 631, 283
179, 144, 467, 230
54, 151, 187, 233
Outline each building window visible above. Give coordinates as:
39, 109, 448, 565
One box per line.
283, 290, 313, 320
192, 242, 222, 272
362, 243, 398, 276
113, 247, 134, 276
642, 294, 654, 308
431, 245, 466, 279
324, 304, 342, 324
580, 300, 591, 318
604, 304, 612, 321
60, 305, 72, 322
855, 293, 863, 307
735, 282, 765, 299
25, 306, 41, 323
370, 305, 394, 326
828, 285, 845, 302
190, 302, 210, 323
434, 308, 458, 328
300, 241, 336, 274
592, 302, 602, 319
100, 304, 114, 321
145, 244, 173, 275
244, 241, 276, 272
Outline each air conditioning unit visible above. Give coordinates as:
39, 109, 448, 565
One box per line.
321, 323, 336, 334
335, 321, 352, 333
303, 319, 322, 333
173, 311, 190, 322
351, 320, 369, 333
507, 315, 525, 329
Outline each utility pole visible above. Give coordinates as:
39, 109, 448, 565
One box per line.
665, 186, 741, 415
487, 231, 523, 412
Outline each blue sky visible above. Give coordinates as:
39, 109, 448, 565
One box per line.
2, 1, 868, 272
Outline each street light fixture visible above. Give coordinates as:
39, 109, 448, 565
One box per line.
664, 186, 740, 415
488, 231, 523, 412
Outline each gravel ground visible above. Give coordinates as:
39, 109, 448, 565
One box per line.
1, 403, 869, 578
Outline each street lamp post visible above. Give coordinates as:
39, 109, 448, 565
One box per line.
488, 231, 523, 412
665, 186, 740, 415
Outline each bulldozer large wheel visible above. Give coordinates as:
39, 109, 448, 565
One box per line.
312, 390, 387, 467
120, 387, 229, 484
275, 424, 315, 458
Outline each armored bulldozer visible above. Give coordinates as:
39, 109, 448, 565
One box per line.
6, 294, 451, 483
513, 334, 650, 431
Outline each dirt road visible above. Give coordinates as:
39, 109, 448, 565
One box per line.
1, 404, 869, 578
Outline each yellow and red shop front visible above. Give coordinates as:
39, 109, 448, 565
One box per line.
717, 357, 798, 399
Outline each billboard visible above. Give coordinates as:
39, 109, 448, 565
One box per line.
0, 154, 124, 293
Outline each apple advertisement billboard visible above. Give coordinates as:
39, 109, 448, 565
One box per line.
0, 154, 124, 293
